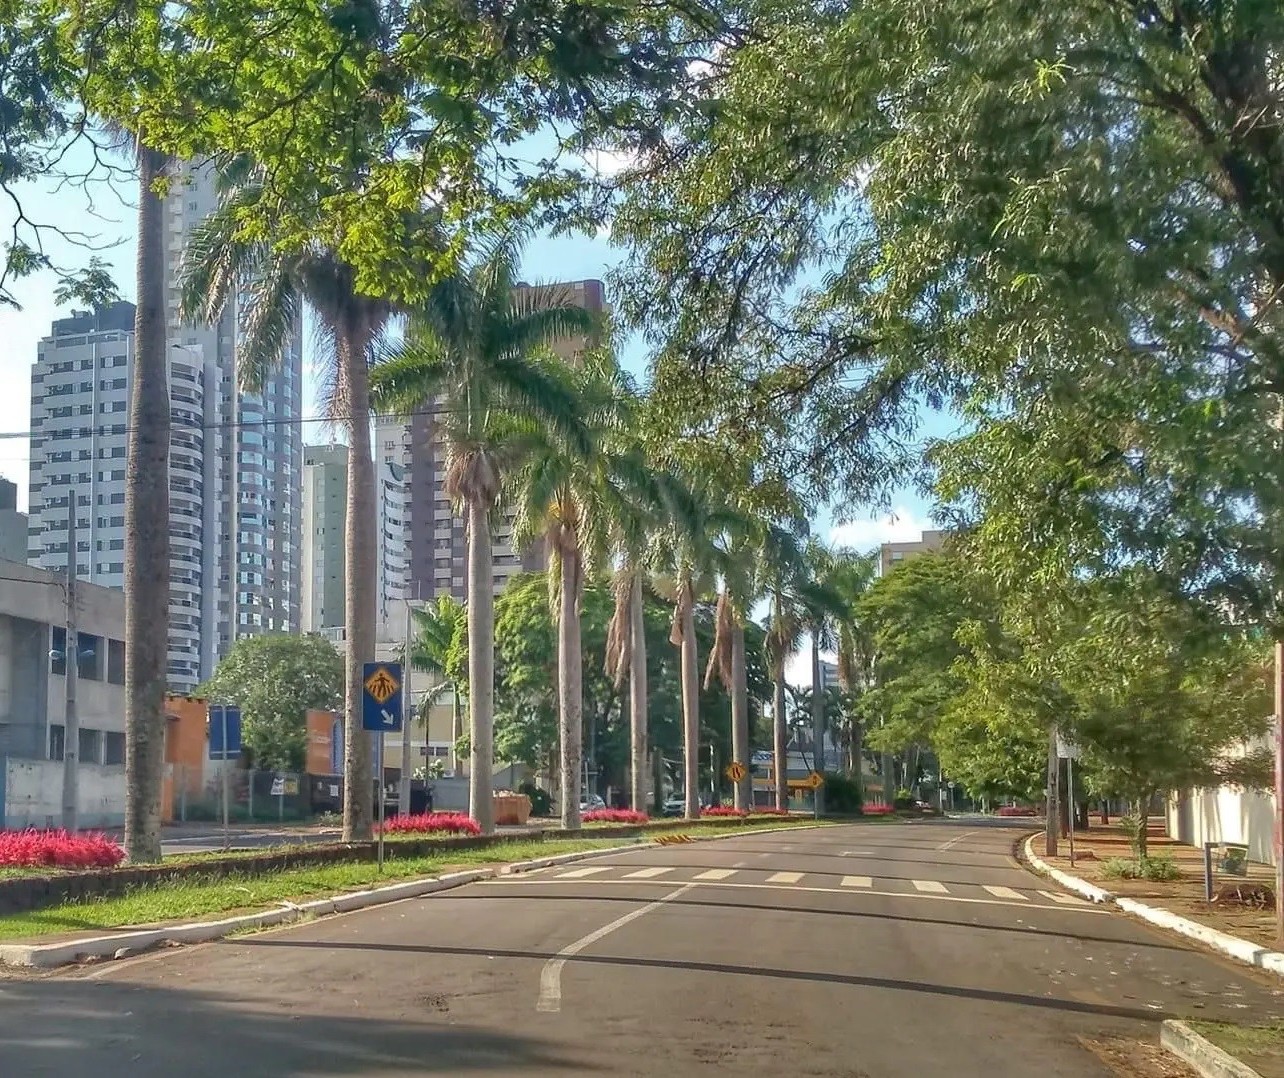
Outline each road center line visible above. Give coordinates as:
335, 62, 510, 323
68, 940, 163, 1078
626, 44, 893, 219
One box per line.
937, 830, 982, 851
536, 883, 696, 1013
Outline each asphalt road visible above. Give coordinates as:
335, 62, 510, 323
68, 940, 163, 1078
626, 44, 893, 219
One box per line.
4, 820, 1284, 1076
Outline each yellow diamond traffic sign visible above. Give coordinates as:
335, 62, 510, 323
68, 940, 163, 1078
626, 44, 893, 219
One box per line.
364, 665, 400, 705
725, 761, 747, 783
805, 771, 824, 789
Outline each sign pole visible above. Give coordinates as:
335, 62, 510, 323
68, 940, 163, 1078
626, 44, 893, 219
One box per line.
220, 707, 230, 851
1067, 755, 1076, 868
377, 731, 386, 872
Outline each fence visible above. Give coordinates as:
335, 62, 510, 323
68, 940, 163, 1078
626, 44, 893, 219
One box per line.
167, 764, 311, 824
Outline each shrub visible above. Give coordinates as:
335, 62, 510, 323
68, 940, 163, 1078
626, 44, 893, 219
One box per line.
1100, 855, 1181, 882
863, 803, 895, 816
0, 829, 125, 870
821, 772, 863, 814
751, 807, 791, 816
995, 805, 1037, 817
518, 780, 551, 818
380, 812, 481, 836
583, 809, 649, 824
701, 806, 749, 818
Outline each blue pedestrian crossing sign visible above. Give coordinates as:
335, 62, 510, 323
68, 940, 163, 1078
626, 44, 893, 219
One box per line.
362, 662, 403, 733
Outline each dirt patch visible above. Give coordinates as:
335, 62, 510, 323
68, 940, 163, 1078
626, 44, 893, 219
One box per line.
1079, 1036, 1197, 1077
1032, 823, 1281, 951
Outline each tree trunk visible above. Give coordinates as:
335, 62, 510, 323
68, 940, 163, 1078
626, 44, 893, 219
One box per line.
680, 582, 700, 820
629, 573, 648, 813
850, 720, 864, 801
124, 144, 171, 864
1044, 725, 1059, 858
773, 672, 788, 811
1135, 797, 1149, 861
731, 622, 750, 812
881, 751, 895, 804
450, 688, 462, 775
559, 544, 583, 830
467, 496, 495, 833
810, 635, 824, 814
341, 329, 376, 842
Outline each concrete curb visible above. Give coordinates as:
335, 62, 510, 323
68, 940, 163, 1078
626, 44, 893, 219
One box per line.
1022, 836, 1284, 978
0, 819, 826, 970
1021, 835, 1114, 904
1161, 1020, 1262, 1078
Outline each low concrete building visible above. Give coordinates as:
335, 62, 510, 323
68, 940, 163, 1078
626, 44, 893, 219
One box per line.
0, 558, 127, 827
878, 529, 947, 575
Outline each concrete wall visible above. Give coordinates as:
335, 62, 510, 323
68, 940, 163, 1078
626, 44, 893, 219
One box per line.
2, 756, 126, 829
1168, 786, 1277, 866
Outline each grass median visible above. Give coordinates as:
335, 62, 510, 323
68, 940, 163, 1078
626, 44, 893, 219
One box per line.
1187, 1021, 1284, 1078
0, 817, 822, 943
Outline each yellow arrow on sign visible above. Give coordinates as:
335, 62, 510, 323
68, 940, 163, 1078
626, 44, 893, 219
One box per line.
724, 761, 747, 783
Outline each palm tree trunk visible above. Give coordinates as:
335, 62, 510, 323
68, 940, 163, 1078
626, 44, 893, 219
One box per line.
124, 143, 171, 863
731, 622, 750, 812
467, 496, 495, 833
341, 327, 375, 842
450, 687, 462, 775
773, 672, 788, 811
628, 572, 648, 813
559, 544, 583, 830
680, 582, 700, 820
810, 634, 825, 815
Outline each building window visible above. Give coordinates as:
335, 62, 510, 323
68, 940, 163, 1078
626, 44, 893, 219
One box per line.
77, 633, 102, 680
49, 724, 65, 761
104, 731, 125, 765
107, 638, 125, 684
50, 627, 66, 675
79, 728, 102, 765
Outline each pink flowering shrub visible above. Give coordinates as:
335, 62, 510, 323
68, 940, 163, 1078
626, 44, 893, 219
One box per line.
583, 809, 649, 824
380, 812, 482, 836
701, 806, 749, 818
0, 829, 125, 869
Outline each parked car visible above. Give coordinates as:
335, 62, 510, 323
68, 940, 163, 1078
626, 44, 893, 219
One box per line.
579, 794, 606, 812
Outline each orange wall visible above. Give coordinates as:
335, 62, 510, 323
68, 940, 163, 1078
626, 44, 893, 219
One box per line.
162, 694, 208, 822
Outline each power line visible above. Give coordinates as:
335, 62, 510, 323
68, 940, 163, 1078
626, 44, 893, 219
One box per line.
0, 405, 445, 442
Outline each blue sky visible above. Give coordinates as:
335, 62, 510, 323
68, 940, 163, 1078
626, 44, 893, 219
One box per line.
0, 170, 937, 551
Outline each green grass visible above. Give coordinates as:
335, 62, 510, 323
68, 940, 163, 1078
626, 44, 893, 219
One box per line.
1188, 1022, 1284, 1078
0, 837, 626, 942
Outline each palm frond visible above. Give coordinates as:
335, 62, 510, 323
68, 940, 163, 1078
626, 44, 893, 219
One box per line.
370, 340, 452, 416
236, 257, 300, 393
486, 351, 594, 461
177, 187, 263, 327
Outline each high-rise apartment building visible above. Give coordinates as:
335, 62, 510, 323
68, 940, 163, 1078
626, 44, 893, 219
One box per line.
300, 444, 348, 632
27, 163, 303, 691
403, 278, 608, 602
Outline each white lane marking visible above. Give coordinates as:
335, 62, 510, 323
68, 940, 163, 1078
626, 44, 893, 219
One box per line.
912, 879, 948, 893
766, 871, 804, 884
536, 883, 695, 1012
694, 869, 736, 880
983, 886, 1028, 901
731, 861, 747, 868
841, 850, 875, 857
1039, 890, 1088, 906
623, 867, 672, 879
841, 876, 873, 888
556, 866, 613, 879
937, 830, 982, 851
485, 877, 1108, 913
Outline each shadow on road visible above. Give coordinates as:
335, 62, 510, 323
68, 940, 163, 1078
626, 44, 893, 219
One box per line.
0, 979, 587, 1077
241, 937, 1171, 1022
415, 889, 1189, 953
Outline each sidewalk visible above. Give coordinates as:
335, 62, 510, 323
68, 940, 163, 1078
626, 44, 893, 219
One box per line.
1033, 822, 1279, 951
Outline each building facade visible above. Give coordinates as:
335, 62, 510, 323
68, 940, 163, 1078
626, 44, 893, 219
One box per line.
878, 529, 946, 576
301, 444, 348, 632
27, 163, 303, 692
0, 478, 27, 562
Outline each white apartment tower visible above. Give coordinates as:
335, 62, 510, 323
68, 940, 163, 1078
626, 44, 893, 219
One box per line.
28, 163, 303, 691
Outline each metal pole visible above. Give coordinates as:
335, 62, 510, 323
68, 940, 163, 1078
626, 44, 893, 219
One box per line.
1275, 642, 1283, 941
377, 731, 386, 872
220, 707, 230, 851
61, 492, 79, 831
399, 601, 413, 817
1067, 756, 1076, 868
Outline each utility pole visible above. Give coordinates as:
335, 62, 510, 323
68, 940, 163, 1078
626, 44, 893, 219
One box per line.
1275, 638, 1283, 942
811, 636, 825, 815
61, 491, 79, 832
399, 599, 413, 817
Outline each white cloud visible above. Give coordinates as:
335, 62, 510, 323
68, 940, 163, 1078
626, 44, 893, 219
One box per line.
579, 148, 636, 178
828, 506, 935, 554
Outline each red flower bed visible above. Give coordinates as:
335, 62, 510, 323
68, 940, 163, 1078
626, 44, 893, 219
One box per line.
0, 828, 125, 869
380, 812, 481, 836
863, 803, 895, 815
996, 806, 1037, 817
582, 809, 649, 824
701, 806, 749, 818
751, 807, 791, 816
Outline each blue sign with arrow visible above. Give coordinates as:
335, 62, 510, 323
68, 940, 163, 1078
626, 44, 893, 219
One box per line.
209, 705, 242, 760
361, 662, 403, 733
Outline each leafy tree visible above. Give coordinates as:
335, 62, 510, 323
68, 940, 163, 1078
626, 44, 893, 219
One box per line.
371, 231, 595, 833
409, 596, 467, 772
196, 634, 344, 771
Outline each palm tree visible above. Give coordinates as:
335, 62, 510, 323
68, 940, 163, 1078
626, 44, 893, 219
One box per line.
369, 232, 595, 834
179, 164, 397, 842
124, 142, 173, 863
508, 350, 639, 829
826, 550, 878, 779
409, 595, 467, 775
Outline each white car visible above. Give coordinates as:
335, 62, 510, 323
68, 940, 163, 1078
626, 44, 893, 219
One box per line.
579, 794, 606, 812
